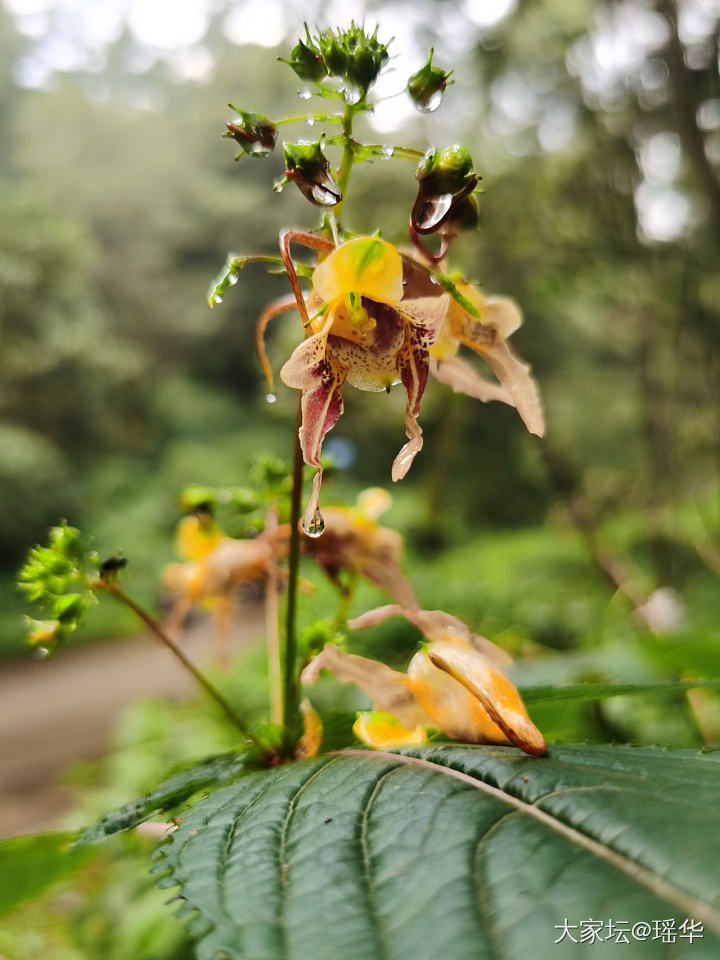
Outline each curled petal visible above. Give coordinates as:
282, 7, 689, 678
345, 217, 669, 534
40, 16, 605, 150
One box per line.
281, 313, 348, 526
348, 604, 510, 666
427, 639, 546, 756
391, 295, 449, 481
357, 556, 418, 609
354, 711, 426, 748
301, 643, 429, 731
255, 294, 300, 393
430, 355, 511, 406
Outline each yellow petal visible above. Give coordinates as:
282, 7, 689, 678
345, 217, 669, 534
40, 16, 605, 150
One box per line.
296, 697, 324, 759
176, 515, 223, 561
353, 711, 427, 748
427, 637, 546, 756
313, 237, 403, 304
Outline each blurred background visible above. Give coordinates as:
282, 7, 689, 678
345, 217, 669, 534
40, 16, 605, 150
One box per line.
1, 0, 719, 954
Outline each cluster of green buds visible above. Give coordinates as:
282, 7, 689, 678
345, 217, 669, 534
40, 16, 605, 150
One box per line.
281, 23, 390, 102
411, 145, 482, 236
220, 24, 478, 253
18, 522, 100, 654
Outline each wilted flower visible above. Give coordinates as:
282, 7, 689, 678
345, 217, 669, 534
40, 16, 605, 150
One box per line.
224, 107, 278, 158
302, 487, 417, 608
163, 513, 289, 663
401, 256, 544, 436
302, 604, 546, 756
279, 236, 449, 531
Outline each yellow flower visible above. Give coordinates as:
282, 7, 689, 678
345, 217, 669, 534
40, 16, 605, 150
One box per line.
279, 236, 449, 529
302, 487, 417, 608
301, 605, 546, 756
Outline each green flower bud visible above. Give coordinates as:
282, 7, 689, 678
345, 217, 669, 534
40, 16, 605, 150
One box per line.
412, 145, 480, 234
279, 26, 327, 83
407, 49, 453, 113
224, 107, 278, 158
282, 139, 342, 207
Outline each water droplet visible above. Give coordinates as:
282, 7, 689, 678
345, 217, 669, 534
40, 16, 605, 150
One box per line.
298, 88, 312, 100
416, 90, 444, 113
306, 117, 315, 127
212, 293, 223, 304
302, 508, 325, 538
248, 142, 273, 157
310, 183, 341, 206
35, 646, 51, 660
265, 392, 277, 404
414, 193, 453, 232
343, 84, 362, 105
227, 272, 239, 286
381, 145, 395, 159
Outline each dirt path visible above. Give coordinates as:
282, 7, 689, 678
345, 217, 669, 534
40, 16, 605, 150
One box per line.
0, 607, 264, 837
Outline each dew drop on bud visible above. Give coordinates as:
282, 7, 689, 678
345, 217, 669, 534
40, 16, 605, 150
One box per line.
302, 508, 325, 538
266, 392, 277, 404
416, 90, 444, 113
298, 88, 312, 100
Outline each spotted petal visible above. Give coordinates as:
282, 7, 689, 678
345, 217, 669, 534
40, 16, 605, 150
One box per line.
391, 295, 449, 481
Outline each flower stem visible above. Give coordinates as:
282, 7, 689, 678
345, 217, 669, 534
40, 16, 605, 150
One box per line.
101, 582, 272, 758
264, 504, 283, 726
334, 103, 358, 221
282, 397, 304, 754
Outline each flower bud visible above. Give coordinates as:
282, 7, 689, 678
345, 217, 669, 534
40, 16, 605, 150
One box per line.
279, 26, 327, 83
282, 139, 342, 207
407, 49, 453, 113
412, 145, 480, 234
224, 107, 278, 158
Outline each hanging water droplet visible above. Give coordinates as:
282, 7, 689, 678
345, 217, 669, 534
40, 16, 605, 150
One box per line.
343, 84, 362, 105
416, 89, 444, 113
413, 192, 453, 232
298, 88, 312, 100
306, 117, 315, 127
34, 646, 51, 660
247, 142, 273, 157
310, 183, 341, 206
212, 293, 223, 304
381, 145, 395, 159
265, 392, 277, 404
227, 272, 239, 286
302, 508, 325, 538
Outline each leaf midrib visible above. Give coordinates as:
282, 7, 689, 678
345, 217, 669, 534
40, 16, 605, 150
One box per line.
336, 749, 720, 937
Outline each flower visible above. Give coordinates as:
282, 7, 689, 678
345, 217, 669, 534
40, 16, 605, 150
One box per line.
301, 487, 417, 608
401, 256, 545, 436
280, 236, 449, 530
301, 604, 546, 756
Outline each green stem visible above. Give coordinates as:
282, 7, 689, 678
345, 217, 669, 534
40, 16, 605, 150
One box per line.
334, 103, 358, 221
282, 397, 304, 754
102, 582, 272, 759
276, 113, 344, 125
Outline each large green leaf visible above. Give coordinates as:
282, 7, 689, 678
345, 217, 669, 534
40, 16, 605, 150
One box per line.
519, 679, 720, 704
156, 743, 720, 959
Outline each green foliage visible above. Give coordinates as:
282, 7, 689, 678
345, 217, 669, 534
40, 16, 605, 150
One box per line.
0, 831, 95, 915
18, 522, 99, 651
77, 749, 254, 845
155, 744, 720, 959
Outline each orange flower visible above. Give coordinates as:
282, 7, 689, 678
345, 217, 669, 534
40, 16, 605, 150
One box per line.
302, 605, 546, 756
